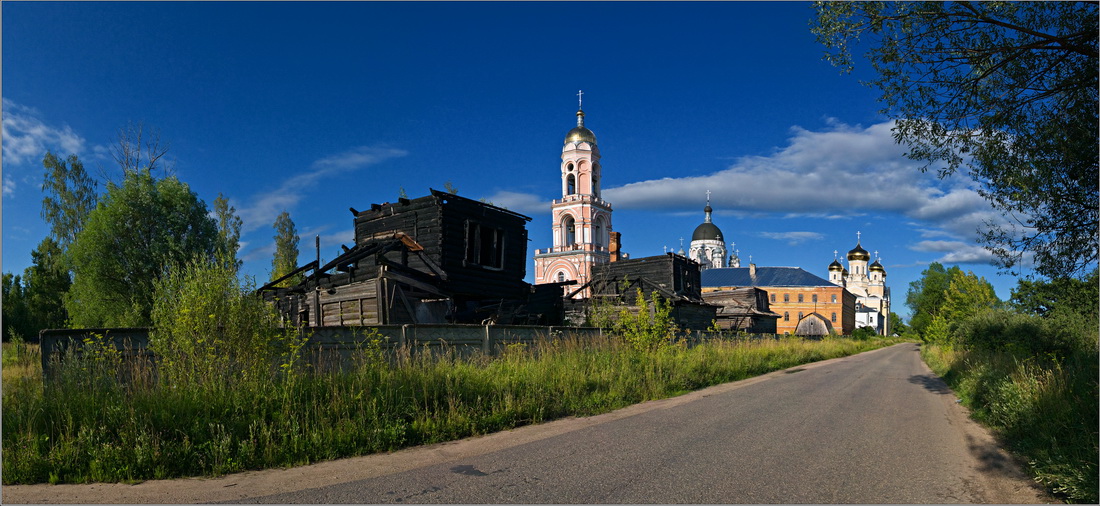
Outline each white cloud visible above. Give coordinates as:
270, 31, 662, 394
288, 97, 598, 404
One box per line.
2, 98, 87, 166
910, 240, 998, 265
759, 231, 825, 246
3, 176, 15, 197
597, 119, 1011, 266
480, 190, 551, 216
236, 146, 407, 234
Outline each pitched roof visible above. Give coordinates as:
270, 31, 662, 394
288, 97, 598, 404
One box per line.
701, 266, 836, 288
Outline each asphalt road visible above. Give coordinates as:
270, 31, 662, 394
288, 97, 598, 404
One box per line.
5, 343, 1047, 504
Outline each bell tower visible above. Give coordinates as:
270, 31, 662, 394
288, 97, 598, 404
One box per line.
533, 91, 614, 297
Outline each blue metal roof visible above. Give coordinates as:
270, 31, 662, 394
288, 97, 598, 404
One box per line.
701, 266, 836, 288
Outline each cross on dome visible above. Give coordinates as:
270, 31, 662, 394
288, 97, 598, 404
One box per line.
856, 231, 862, 243
577, 90, 583, 109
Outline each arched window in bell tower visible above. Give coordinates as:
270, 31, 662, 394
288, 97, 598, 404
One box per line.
566, 174, 576, 195
562, 215, 576, 246
592, 175, 599, 197
593, 217, 604, 248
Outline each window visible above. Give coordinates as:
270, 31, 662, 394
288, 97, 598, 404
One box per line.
557, 271, 566, 283
465, 221, 504, 269
770, 293, 776, 303
812, 294, 818, 303
831, 312, 837, 322
783, 293, 789, 302
798, 312, 804, 321
784, 312, 789, 321
798, 294, 804, 303
567, 174, 576, 195
831, 294, 837, 303
594, 218, 604, 247
562, 215, 576, 246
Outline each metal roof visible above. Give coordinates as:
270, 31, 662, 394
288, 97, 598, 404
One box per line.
701, 266, 836, 288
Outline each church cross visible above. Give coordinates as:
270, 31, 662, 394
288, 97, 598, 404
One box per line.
875, 250, 879, 259
856, 231, 861, 243
706, 189, 711, 204
833, 249, 838, 259
577, 90, 584, 109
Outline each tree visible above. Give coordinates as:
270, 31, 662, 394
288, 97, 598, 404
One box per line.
23, 238, 71, 331
270, 211, 301, 287
111, 121, 170, 177
1011, 269, 1099, 321
813, 2, 1099, 278
941, 270, 1000, 324
67, 169, 219, 327
41, 152, 97, 250
905, 262, 963, 337
213, 193, 243, 270
2, 273, 32, 341
888, 312, 909, 336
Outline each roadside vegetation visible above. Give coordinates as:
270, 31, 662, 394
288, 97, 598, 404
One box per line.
2, 260, 898, 485
906, 265, 1098, 503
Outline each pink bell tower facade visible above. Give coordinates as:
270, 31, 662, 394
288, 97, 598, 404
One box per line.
533, 92, 614, 297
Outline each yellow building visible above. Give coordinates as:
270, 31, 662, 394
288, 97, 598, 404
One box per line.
702, 264, 856, 335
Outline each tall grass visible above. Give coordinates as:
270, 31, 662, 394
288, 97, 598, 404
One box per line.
922, 344, 1098, 503
2, 334, 893, 484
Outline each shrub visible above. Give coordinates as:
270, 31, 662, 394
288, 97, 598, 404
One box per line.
149, 258, 302, 386
954, 308, 1097, 356
615, 290, 677, 351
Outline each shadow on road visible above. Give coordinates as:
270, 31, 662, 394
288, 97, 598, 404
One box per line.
908, 374, 954, 395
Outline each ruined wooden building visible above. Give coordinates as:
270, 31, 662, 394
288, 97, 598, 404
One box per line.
700, 287, 780, 334
259, 190, 564, 326
567, 253, 719, 330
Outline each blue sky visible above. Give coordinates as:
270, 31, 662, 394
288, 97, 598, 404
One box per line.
3, 2, 1031, 320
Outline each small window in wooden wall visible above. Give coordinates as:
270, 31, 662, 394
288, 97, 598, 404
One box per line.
465, 221, 504, 269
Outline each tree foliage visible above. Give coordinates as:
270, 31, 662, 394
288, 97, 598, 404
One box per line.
23, 238, 72, 331
2, 239, 73, 340
812, 2, 1098, 278
67, 169, 219, 327
270, 211, 301, 287
41, 152, 97, 250
213, 193, 243, 270
1011, 269, 1099, 321
2, 274, 32, 341
905, 262, 962, 336
941, 269, 1000, 323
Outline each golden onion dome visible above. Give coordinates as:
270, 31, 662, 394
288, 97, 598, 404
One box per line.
565, 109, 597, 145
847, 242, 870, 261
870, 259, 886, 272
829, 259, 844, 271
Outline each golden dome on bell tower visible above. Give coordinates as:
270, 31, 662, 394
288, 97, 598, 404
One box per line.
565, 109, 597, 145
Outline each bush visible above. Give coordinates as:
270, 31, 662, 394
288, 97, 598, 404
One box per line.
954, 308, 1097, 356
850, 326, 877, 340
149, 258, 303, 386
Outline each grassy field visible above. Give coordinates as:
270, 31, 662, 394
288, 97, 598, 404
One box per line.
2, 334, 895, 484
922, 343, 1098, 503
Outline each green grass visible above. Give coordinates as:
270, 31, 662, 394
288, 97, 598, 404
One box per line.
3, 334, 896, 484
921, 344, 1099, 503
